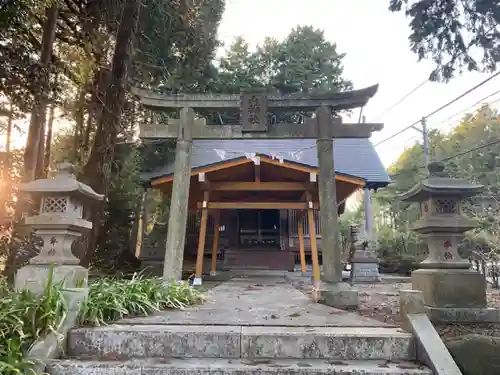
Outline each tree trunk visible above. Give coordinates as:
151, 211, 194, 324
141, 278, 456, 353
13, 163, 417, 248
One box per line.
73, 87, 86, 164
82, 68, 108, 163
6, 102, 12, 153
43, 103, 56, 173
81, 0, 141, 267
24, 4, 58, 182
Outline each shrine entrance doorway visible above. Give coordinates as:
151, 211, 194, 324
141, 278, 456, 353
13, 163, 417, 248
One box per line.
237, 209, 281, 249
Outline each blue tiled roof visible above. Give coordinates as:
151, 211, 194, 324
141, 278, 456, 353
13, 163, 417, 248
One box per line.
141, 139, 390, 189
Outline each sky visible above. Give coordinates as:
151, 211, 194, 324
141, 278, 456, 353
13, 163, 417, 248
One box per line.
217, 0, 500, 167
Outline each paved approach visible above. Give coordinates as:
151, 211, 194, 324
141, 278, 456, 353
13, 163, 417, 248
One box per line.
120, 276, 392, 327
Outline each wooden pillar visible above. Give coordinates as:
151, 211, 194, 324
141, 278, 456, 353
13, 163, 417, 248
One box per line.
298, 216, 307, 274
210, 211, 220, 276
194, 191, 209, 285
163, 107, 194, 281
306, 192, 320, 283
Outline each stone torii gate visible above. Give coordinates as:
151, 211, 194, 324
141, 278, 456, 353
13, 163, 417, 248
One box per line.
134, 86, 383, 308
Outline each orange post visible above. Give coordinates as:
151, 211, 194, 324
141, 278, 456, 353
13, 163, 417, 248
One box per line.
306, 192, 320, 283
194, 192, 209, 285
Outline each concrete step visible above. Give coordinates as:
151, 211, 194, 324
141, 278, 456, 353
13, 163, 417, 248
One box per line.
47, 358, 433, 375
67, 325, 415, 361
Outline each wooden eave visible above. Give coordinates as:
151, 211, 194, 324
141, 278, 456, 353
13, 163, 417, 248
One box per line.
150, 155, 366, 187
150, 156, 364, 211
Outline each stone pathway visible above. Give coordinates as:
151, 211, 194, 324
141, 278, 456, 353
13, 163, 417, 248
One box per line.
119, 276, 392, 327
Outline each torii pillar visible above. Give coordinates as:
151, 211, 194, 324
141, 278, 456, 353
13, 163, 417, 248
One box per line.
163, 107, 193, 281
315, 107, 359, 309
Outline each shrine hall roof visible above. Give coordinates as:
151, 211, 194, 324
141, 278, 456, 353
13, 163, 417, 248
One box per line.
141, 138, 390, 189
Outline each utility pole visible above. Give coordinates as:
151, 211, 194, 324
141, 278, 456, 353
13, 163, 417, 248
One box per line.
422, 117, 429, 169
411, 117, 430, 170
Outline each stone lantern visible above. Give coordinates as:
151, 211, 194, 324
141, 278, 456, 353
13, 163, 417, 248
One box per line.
15, 163, 104, 293
399, 161, 486, 308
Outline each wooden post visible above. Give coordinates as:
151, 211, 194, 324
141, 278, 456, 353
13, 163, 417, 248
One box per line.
194, 192, 209, 285
306, 192, 320, 283
210, 211, 220, 276
298, 217, 307, 274
163, 107, 194, 281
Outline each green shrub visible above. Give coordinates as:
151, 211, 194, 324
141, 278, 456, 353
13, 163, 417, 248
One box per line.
78, 274, 206, 326
0, 274, 66, 375
0, 272, 205, 373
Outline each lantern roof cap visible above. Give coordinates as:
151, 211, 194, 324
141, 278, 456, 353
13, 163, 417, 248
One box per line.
399, 161, 484, 202
18, 163, 104, 201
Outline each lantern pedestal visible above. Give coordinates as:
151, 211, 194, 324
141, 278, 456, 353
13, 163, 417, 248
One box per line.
412, 268, 486, 308
15, 264, 88, 294
14, 217, 93, 293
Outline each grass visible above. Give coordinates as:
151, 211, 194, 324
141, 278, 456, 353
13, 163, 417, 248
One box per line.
0, 272, 206, 374
0, 272, 66, 375
79, 274, 206, 326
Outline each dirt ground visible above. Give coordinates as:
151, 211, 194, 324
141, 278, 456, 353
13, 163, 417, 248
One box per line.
290, 277, 500, 334
356, 282, 500, 326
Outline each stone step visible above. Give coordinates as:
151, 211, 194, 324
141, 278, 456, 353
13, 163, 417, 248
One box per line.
66, 325, 415, 361
47, 358, 433, 375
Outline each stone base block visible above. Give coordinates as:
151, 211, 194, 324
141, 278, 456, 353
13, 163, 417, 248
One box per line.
412, 268, 486, 308
15, 264, 88, 294
241, 326, 414, 360
426, 307, 500, 323
351, 262, 381, 283
68, 325, 241, 359
48, 358, 434, 375
319, 282, 359, 310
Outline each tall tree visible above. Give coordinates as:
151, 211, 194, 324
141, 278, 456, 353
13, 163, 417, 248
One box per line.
24, 4, 59, 181
216, 26, 352, 94
389, 0, 500, 81
211, 26, 352, 124
80, 0, 141, 266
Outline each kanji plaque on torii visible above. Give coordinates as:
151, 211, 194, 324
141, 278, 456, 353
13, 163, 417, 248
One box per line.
133, 85, 383, 309
240, 90, 268, 132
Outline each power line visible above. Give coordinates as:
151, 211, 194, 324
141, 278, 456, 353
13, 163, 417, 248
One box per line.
434, 88, 500, 129
390, 137, 500, 179
374, 70, 500, 147
373, 119, 422, 147
372, 79, 429, 121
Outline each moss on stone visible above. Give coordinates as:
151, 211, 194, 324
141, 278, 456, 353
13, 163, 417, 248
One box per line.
445, 334, 500, 375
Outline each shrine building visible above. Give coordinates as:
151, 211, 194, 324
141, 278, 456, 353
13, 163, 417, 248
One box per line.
135, 86, 390, 284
